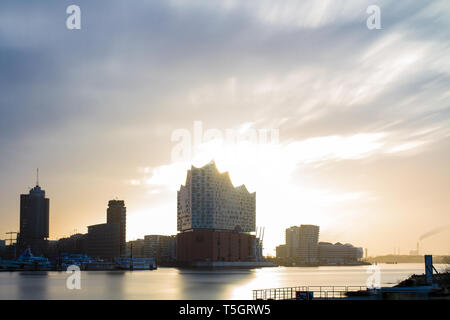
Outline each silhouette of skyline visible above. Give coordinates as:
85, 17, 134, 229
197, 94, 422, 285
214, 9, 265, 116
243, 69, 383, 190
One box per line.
1, 1, 450, 256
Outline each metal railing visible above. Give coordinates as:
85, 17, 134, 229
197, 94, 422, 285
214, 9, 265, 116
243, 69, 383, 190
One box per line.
252, 286, 367, 300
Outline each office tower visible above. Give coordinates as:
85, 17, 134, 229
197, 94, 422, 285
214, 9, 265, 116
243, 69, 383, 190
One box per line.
298, 224, 320, 264
86, 200, 126, 259
285, 226, 301, 259
87, 223, 120, 260
284, 224, 319, 264
18, 176, 50, 255
107, 200, 126, 256
177, 161, 256, 265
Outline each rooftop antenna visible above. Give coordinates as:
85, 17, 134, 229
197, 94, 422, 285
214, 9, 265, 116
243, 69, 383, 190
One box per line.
36, 168, 39, 186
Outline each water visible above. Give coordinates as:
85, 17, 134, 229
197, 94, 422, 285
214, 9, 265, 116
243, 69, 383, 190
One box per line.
0, 264, 445, 300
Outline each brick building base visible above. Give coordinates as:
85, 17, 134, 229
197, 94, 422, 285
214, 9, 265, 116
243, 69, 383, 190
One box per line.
177, 230, 255, 264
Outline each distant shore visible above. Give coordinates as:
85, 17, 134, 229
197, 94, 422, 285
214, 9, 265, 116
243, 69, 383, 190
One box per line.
364, 255, 450, 264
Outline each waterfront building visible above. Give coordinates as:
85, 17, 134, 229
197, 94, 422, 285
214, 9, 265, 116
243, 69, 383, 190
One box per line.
143, 235, 177, 264
126, 239, 146, 257
275, 244, 287, 260
0, 240, 5, 259
87, 223, 120, 260
18, 181, 49, 256
284, 224, 319, 265
107, 200, 126, 256
285, 226, 300, 259
176, 161, 256, 265
298, 224, 320, 264
56, 233, 88, 255
283, 224, 319, 264
177, 161, 255, 232
318, 242, 363, 264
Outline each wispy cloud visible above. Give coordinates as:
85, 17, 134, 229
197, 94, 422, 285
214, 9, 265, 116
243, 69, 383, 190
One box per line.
0, 0, 449, 254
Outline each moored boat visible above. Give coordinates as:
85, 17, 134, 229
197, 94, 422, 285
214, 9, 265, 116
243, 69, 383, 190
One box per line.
114, 257, 157, 270
0, 248, 52, 271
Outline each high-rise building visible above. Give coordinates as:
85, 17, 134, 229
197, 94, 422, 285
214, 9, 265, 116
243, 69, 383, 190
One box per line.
86, 200, 126, 259
178, 161, 255, 232
284, 224, 319, 264
87, 223, 120, 260
298, 224, 320, 264
18, 181, 49, 255
177, 161, 256, 265
285, 226, 300, 258
107, 200, 126, 256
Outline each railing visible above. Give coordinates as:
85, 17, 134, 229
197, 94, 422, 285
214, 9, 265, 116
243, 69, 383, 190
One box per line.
252, 286, 367, 300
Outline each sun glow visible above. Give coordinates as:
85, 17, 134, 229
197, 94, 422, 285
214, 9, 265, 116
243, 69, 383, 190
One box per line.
129, 125, 394, 254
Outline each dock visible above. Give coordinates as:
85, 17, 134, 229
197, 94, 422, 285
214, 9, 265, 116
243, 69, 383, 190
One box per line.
253, 286, 366, 300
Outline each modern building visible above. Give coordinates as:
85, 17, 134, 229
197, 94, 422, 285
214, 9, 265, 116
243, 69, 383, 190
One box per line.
285, 226, 300, 259
318, 242, 363, 264
143, 235, 177, 264
298, 225, 320, 264
178, 161, 256, 232
176, 161, 257, 265
56, 233, 88, 255
106, 200, 126, 256
275, 244, 287, 260
18, 183, 49, 256
284, 224, 319, 264
84, 200, 126, 260
126, 239, 146, 258
87, 223, 120, 260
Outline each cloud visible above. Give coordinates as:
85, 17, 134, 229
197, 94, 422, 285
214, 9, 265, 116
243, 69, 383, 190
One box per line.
1, 0, 450, 254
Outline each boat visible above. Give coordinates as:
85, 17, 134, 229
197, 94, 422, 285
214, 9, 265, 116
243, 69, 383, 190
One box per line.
114, 257, 157, 270
59, 253, 93, 270
0, 248, 52, 271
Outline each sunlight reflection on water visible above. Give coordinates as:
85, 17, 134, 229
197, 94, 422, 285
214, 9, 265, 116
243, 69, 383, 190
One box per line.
0, 264, 444, 300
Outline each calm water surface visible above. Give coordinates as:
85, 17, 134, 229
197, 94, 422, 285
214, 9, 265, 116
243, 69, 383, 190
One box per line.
0, 264, 444, 300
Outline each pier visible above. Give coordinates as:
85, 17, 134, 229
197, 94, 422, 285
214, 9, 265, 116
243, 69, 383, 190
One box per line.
253, 285, 367, 300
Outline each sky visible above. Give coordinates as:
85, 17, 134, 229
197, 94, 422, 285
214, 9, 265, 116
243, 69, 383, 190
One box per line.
1, 0, 449, 256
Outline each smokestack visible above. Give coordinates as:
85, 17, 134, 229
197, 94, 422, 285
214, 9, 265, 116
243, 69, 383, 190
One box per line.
417, 242, 419, 255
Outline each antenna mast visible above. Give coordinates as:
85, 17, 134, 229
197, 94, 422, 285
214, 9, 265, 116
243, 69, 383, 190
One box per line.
36, 168, 39, 186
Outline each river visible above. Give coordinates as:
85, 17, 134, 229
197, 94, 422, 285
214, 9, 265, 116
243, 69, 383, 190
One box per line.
0, 263, 445, 299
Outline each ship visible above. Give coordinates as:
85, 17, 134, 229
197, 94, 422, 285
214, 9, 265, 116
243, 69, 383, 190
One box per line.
114, 257, 157, 270
0, 248, 52, 271
58, 253, 93, 270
